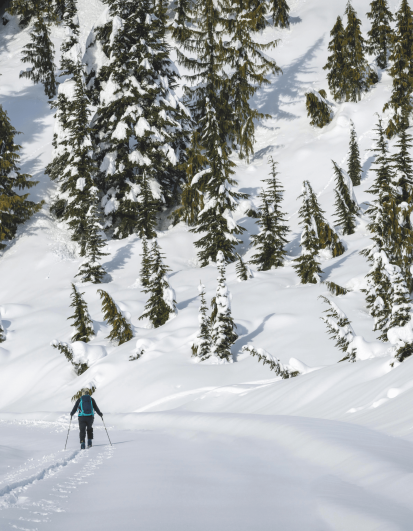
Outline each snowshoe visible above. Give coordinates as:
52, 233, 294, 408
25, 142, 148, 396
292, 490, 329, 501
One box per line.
80, 441, 85, 450
88, 440, 92, 448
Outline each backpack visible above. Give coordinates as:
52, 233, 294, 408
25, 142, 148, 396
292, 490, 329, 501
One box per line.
79, 395, 94, 417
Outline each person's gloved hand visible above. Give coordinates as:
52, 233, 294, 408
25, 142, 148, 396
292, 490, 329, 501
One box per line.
100, 413, 103, 418
70, 414, 73, 418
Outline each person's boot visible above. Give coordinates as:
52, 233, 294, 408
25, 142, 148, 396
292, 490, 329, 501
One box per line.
80, 441, 85, 450
88, 439, 92, 449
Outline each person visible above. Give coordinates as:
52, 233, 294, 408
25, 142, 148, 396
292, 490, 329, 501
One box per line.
70, 391, 103, 449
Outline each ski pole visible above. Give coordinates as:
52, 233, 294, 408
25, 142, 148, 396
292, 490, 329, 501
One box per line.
64, 416, 72, 450
101, 416, 112, 446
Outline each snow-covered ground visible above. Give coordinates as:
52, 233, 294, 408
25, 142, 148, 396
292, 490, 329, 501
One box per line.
1, 0, 413, 528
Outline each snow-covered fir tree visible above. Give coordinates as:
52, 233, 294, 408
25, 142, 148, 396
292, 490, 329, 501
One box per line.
0, 106, 43, 251
210, 251, 238, 361
242, 346, 300, 378
92, 0, 190, 238
319, 295, 357, 362
236, 254, 252, 281
221, 0, 281, 160
19, 9, 57, 98
139, 237, 152, 288
60, 0, 79, 75
332, 161, 358, 236
249, 157, 289, 270
136, 172, 159, 240
76, 187, 108, 284
383, 0, 413, 138
98, 289, 133, 345
0, 316, 5, 343
366, 0, 394, 69
191, 99, 247, 266
139, 240, 177, 328
347, 121, 362, 186
8, 0, 58, 27
305, 89, 333, 128
271, 0, 290, 29
68, 283, 95, 342
293, 182, 324, 284
191, 281, 212, 359
170, 0, 191, 45
323, 16, 346, 101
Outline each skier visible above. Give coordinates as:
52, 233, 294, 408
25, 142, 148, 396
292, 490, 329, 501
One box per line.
70, 391, 103, 449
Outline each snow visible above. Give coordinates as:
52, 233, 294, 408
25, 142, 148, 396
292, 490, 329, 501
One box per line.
2, 0, 413, 528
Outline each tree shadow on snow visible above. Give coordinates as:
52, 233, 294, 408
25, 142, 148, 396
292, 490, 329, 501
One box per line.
321, 250, 358, 279
362, 155, 375, 181
104, 242, 135, 273
233, 313, 276, 356
177, 295, 198, 311
289, 16, 302, 25
252, 37, 325, 120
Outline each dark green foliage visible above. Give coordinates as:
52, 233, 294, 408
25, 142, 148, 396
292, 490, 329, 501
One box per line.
8, 0, 59, 26
98, 289, 133, 345
241, 346, 299, 378
324, 281, 349, 296
170, 0, 191, 45
211, 251, 238, 361
60, 0, 79, 75
222, 0, 281, 160
324, 16, 346, 101
305, 89, 333, 128
52, 341, 88, 375
319, 296, 356, 361
249, 157, 289, 270
348, 121, 362, 186
271, 0, 290, 29
68, 283, 94, 342
236, 254, 252, 281
190, 100, 247, 266
139, 240, 176, 328
139, 237, 152, 289
333, 161, 358, 235
383, 0, 413, 138
191, 282, 212, 360
367, 0, 394, 69
136, 172, 158, 240
71, 386, 96, 402
19, 11, 56, 98
0, 106, 43, 251
0, 319, 5, 343
129, 349, 144, 361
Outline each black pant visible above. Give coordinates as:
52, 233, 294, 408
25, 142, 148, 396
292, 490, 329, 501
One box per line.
78, 416, 94, 442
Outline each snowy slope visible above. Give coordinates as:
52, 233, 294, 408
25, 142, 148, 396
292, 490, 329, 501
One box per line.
1, 0, 413, 528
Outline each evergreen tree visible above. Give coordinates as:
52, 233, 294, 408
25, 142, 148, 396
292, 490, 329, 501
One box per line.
0, 316, 5, 343
98, 289, 133, 345
136, 172, 158, 240
386, 264, 411, 332
293, 181, 324, 284
242, 345, 300, 378
348, 121, 362, 186
191, 99, 247, 266
8, 0, 58, 27
332, 161, 358, 235
319, 295, 357, 361
342, 2, 377, 102
383, 0, 413, 137
249, 157, 289, 270
19, 10, 57, 98
191, 281, 212, 359
68, 283, 95, 342
170, 0, 191, 45
0, 106, 43, 251
236, 254, 252, 281
366, 0, 394, 69
222, 0, 281, 160
76, 187, 108, 284
52, 340, 88, 375
139, 237, 152, 288
60, 0, 79, 75
305, 89, 333, 128
323, 16, 346, 101
93, 0, 190, 239
271, 0, 290, 29
139, 240, 177, 328
210, 251, 238, 361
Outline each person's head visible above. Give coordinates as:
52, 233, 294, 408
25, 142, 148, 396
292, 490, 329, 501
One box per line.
82, 389, 89, 396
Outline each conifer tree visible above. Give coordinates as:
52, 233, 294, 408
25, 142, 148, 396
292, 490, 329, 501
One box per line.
386, 264, 411, 332
170, 0, 191, 45
221, 0, 281, 160
136, 172, 158, 240
0, 316, 5, 343
191, 281, 212, 359
139, 240, 177, 328
76, 187, 108, 284
332, 161, 358, 235
92, 0, 190, 238
319, 295, 357, 361
236, 254, 252, 281
0, 106, 43, 251
305, 89, 333, 128
383, 0, 413, 137
19, 10, 57, 98
191, 99, 247, 266
324, 16, 346, 101
366, 0, 394, 69
293, 182, 323, 284
249, 158, 289, 270
60, 0, 79, 75
98, 289, 133, 345
68, 283, 95, 342
211, 251, 238, 361
242, 345, 299, 377
139, 237, 152, 288
271, 0, 290, 29
348, 121, 362, 186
